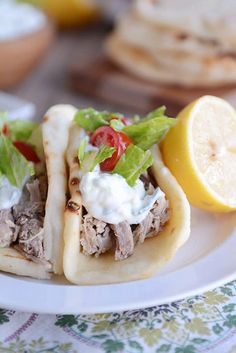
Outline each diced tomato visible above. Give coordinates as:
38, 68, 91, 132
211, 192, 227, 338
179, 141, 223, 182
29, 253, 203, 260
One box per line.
13, 141, 40, 164
91, 126, 132, 171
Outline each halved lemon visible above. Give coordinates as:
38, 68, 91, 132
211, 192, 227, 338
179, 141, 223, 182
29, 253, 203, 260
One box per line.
161, 95, 236, 212
20, 0, 98, 27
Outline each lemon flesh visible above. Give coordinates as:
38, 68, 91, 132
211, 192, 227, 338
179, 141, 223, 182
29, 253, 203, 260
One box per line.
161, 95, 236, 212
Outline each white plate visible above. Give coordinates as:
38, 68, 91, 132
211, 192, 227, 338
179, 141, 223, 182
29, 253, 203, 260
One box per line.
0, 207, 236, 314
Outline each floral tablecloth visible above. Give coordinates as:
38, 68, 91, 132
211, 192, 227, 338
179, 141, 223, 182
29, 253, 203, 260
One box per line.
0, 281, 236, 353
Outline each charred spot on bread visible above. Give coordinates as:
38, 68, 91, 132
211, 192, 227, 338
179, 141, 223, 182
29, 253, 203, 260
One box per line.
73, 156, 79, 165
67, 200, 81, 214
70, 178, 80, 186
176, 32, 188, 41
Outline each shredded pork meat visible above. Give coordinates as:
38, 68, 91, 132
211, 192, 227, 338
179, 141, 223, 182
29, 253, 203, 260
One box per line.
111, 222, 134, 261
133, 212, 154, 245
133, 195, 169, 244
81, 214, 113, 256
0, 176, 47, 261
0, 209, 18, 247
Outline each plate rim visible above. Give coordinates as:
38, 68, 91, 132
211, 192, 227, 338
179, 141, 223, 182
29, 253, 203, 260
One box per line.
0, 223, 235, 315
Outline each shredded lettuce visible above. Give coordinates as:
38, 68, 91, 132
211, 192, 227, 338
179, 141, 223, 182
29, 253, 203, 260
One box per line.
143, 106, 167, 121
129, 107, 166, 124
133, 114, 141, 123
74, 108, 111, 132
78, 137, 87, 163
75, 107, 175, 150
8, 120, 38, 142
123, 115, 176, 151
79, 151, 96, 174
0, 112, 7, 130
0, 135, 34, 188
0, 112, 38, 142
93, 145, 116, 169
0, 112, 42, 159
27, 125, 44, 162
0, 113, 39, 187
74, 108, 126, 132
78, 140, 115, 174
113, 144, 153, 187
110, 119, 125, 132
75, 107, 176, 186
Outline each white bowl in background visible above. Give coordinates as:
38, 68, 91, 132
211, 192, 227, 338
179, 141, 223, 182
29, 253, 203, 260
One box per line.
0, 91, 35, 120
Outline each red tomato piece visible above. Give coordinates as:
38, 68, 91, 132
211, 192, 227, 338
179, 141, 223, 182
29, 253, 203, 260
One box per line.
13, 141, 40, 164
91, 126, 132, 171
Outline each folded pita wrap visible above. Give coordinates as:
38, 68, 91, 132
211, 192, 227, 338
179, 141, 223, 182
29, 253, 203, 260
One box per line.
0, 105, 76, 279
63, 119, 191, 285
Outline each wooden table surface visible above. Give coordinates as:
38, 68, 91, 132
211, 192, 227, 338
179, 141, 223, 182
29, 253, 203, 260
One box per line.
10, 24, 123, 122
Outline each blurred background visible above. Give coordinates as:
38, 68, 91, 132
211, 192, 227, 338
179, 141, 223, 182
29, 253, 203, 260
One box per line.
1, 0, 236, 121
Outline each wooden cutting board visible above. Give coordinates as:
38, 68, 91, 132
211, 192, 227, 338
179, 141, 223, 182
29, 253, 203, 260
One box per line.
70, 54, 236, 115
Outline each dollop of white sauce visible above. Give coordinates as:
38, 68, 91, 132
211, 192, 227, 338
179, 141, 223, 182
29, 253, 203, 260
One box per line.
80, 171, 164, 225
0, 176, 23, 209
0, 0, 46, 42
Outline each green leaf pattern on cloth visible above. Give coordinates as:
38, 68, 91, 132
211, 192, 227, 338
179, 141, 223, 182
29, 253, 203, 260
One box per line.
0, 309, 11, 325
0, 281, 236, 352
0, 337, 77, 353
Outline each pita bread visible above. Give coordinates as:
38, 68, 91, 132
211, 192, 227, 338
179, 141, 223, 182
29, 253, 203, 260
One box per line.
106, 35, 236, 87
42, 105, 77, 274
117, 13, 233, 58
107, 1, 236, 87
151, 49, 236, 77
63, 123, 190, 285
0, 248, 51, 279
0, 105, 76, 279
135, 0, 236, 47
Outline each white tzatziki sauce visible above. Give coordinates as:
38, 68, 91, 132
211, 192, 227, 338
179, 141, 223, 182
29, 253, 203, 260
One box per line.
0, 176, 23, 209
80, 171, 164, 225
0, 0, 46, 42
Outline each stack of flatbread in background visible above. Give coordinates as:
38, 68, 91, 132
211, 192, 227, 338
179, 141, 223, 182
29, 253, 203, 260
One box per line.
106, 0, 236, 87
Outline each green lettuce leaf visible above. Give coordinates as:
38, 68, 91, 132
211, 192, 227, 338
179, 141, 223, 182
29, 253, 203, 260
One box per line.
78, 137, 87, 163
110, 119, 125, 132
78, 141, 115, 174
0, 135, 34, 188
93, 145, 116, 168
130, 107, 166, 124
79, 151, 96, 174
113, 144, 153, 187
8, 120, 38, 142
0, 111, 38, 142
143, 106, 167, 121
74, 108, 126, 133
74, 108, 111, 132
123, 116, 176, 150
0, 112, 7, 130
26, 125, 44, 162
